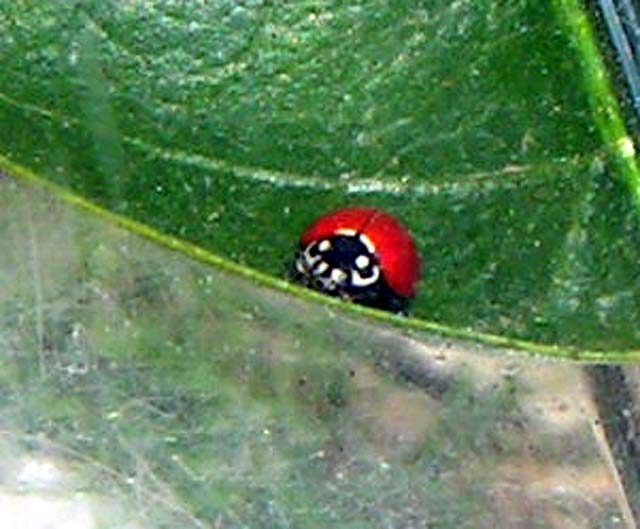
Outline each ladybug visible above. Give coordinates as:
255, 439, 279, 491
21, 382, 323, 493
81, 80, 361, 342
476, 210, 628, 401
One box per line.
293, 207, 421, 313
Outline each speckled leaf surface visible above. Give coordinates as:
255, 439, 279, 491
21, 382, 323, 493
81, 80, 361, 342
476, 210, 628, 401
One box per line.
1, 1, 640, 354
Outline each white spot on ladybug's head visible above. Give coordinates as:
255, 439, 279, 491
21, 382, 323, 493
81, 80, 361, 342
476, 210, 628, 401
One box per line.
355, 254, 370, 270
331, 268, 348, 284
318, 239, 332, 252
314, 261, 330, 275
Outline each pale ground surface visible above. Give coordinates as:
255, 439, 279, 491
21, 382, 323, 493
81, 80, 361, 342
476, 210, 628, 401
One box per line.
0, 442, 143, 529
0, 351, 631, 529
0, 178, 635, 528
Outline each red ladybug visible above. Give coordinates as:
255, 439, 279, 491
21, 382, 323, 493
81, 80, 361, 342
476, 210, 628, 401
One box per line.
293, 207, 421, 313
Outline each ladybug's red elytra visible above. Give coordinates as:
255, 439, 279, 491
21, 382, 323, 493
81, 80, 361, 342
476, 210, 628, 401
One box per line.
293, 207, 421, 313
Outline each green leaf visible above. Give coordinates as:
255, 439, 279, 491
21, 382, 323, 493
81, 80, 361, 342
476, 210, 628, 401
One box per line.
1, 0, 639, 355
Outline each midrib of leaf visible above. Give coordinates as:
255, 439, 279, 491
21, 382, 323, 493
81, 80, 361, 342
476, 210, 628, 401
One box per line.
0, 87, 590, 201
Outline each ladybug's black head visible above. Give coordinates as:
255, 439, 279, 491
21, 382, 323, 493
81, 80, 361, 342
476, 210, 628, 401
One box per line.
293, 234, 407, 313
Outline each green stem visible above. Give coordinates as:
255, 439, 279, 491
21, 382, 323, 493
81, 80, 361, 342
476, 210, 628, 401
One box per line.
553, 0, 640, 210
